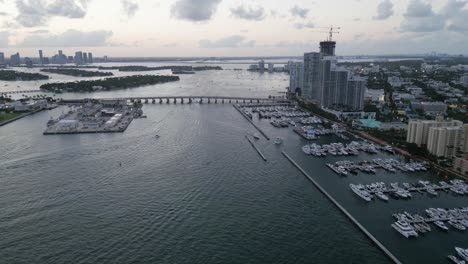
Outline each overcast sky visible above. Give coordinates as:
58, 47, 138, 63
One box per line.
0, 0, 467, 57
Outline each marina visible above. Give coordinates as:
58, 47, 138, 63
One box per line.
281, 151, 402, 264
326, 158, 429, 176
349, 179, 468, 202
303, 141, 396, 157
233, 104, 270, 140
391, 207, 468, 239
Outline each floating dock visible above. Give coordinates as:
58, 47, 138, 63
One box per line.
245, 136, 267, 161
281, 151, 402, 264
233, 104, 270, 140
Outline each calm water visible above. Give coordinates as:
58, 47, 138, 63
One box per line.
0, 65, 465, 263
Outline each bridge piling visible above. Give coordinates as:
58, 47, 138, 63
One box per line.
188, 98, 192, 104
173, 98, 177, 104
166, 98, 169, 104
159, 99, 163, 104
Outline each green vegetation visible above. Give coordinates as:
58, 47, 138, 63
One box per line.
0, 111, 22, 122
40, 75, 180, 92
0, 70, 49, 81
412, 79, 447, 101
366, 128, 407, 146
98, 65, 222, 72
41, 68, 113, 77
339, 60, 423, 71
296, 99, 338, 122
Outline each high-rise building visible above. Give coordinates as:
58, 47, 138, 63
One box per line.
25, 57, 33, 68
0, 52, 4, 64
345, 76, 366, 111
427, 126, 463, 158
10, 53, 21, 66
268, 63, 274, 72
289, 62, 304, 95
303, 52, 322, 101
38, 50, 43, 65
406, 119, 463, 146
88, 52, 93, 64
83, 52, 88, 64
258, 60, 265, 72
320, 41, 336, 56
74, 51, 83, 65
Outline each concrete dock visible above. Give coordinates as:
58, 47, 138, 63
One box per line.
282, 151, 402, 264
233, 104, 270, 140
245, 135, 267, 161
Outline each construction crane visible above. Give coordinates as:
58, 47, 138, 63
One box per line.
311, 25, 341, 41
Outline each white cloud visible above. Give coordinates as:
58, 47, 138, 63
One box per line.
230, 5, 265, 21
19, 29, 113, 47
290, 5, 309, 19
15, 0, 89, 27
0, 31, 9, 47
373, 0, 393, 20
199, 35, 255, 48
294, 21, 314, 29
121, 0, 139, 18
171, 0, 222, 22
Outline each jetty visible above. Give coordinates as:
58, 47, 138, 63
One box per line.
233, 104, 270, 140
245, 136, 267, 161
282, 151, 402, 264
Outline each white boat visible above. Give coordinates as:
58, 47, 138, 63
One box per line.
449, 220, 466, 231
456, 247, 468, 261
391, 220, 418, 238
434, 221, 449, 231
375, 192, 389, 201
253, 133, 260, 140
274, 137, 283, 145
448, 255, 466, 264
350, 184, 373, 202
427, 188, 438, 196
302, 145, 311, 155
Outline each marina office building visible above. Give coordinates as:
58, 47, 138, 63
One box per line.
292, 41, 365, 111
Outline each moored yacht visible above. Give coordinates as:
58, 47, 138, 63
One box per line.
456, 247, 468, 261
375, 192, 389, 201
448, 255, 466, 264
391, 220, 418, 238
434, 221, 449, 231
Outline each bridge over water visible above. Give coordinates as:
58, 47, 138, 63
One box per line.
0, 90, 43, 95
61, 95, 289, 105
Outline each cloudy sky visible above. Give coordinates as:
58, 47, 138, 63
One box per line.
0, 0, 467, 57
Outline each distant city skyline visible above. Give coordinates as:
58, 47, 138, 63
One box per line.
0, 0, 467, 57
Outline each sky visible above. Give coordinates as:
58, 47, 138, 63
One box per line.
0, 0, 467, 57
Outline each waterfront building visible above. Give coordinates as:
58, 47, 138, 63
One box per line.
289, 62, 304, 95
268, 63, 274, 73
297, 40, 365, 110
345, 76, 366, 111
10, 52, 20, 66
38, 50, 44, 65
0, 52, 4, 64
74, 51, 83, 65
427, 126, 463, 157
453, 157, 468, 175
303, 52, 322, 101
25, 57, 33, 68
259, 60, 265, 71
83, 52, 88, 64
406, 119, 463, 147
88, 52, 93, 64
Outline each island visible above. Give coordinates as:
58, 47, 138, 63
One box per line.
39, 75, 180, 92
0, 70, 49, 81
40, 68, 114, 77
97, 65, 223, 72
